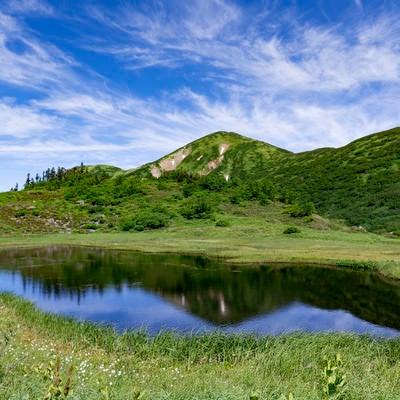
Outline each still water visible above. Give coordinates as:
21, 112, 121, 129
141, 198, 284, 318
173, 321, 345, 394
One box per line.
0, 247, 399, 337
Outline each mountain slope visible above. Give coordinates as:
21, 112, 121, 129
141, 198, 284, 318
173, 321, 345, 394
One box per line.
132, 131, 290, 180
128, 127, 400, 232
268, 127, 400, 232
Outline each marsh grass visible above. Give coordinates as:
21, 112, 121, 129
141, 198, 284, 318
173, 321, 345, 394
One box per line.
0, 293, 400, 399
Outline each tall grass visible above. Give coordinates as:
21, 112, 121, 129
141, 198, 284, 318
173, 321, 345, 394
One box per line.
1, 293, 400, 399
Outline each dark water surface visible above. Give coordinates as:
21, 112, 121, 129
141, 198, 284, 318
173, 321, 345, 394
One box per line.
0, 247, 399, 336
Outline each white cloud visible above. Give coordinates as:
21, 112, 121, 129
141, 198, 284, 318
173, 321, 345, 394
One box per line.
299, 20, 400, 91
0, 100, 59, 138
35, 94, 115, 116
0, 12, 78, 92
0, 10, 18, 31
182, 0, 240, 40
6, 0, 54, 16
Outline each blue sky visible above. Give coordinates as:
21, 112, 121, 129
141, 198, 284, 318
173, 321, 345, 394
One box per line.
0, 0, 399, 191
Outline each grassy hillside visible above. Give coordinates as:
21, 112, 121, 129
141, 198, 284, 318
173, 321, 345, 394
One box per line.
1, 128, 399, 235
268, 127, 400, 232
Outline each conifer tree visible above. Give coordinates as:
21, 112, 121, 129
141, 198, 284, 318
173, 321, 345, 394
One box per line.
25, 173, 31, 188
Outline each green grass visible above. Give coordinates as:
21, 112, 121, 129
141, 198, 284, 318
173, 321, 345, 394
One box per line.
1, 293, 400, 399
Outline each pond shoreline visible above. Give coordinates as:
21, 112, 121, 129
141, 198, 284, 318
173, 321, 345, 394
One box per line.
0, 230, 399, 281
2, 246, 399, 336
1, 292, 400, 399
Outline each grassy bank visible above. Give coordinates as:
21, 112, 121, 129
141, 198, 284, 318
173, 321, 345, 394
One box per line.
0, 293, 400, 399
0, 219, 400, 279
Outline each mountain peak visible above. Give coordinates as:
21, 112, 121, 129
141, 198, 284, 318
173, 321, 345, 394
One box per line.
136, 131, 290, 180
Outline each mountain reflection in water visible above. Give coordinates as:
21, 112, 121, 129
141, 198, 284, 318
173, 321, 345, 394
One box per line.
0, 246, 399, 336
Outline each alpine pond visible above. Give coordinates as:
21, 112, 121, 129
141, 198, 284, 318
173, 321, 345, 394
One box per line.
0, 247, 399, 337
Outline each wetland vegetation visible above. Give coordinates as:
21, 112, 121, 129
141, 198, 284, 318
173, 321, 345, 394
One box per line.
1, 293, 400, 399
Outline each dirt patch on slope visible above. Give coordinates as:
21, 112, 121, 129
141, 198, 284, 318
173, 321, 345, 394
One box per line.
151, 148, 191, 178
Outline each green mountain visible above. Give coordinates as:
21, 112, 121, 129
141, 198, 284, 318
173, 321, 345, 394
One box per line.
1, 127, 399, 235
129, 127, 400, 232
133, 131, 290, 180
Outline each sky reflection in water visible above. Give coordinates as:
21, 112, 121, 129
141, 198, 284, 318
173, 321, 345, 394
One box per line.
0, 247, 399, 337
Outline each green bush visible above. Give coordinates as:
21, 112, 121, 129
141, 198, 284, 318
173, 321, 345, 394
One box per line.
134, 212, 167, 230
120, 219, 135, 231
180, 195, 215, 219
215, 219, 231, 227
64, 190, 74, 200
117, 177, 146, 197
283, 226, 301, 234
229, 178, 277, 205
199, 174, 227, 191
120, 211, 168, 231
287, 202, 316, 217
182, 183, 197, 198
88, 205, 104, 214
83, 223, 98, 230
14, 210, 26, 218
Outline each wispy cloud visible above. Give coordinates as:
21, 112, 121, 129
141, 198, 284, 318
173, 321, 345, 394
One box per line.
6, 0, 54, 16
0, 11, 78, 93
86, 1, 400, 95
0, 99, 59, 138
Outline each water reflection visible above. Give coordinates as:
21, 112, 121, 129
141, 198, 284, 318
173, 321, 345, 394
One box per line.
0, 247, 399, 336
